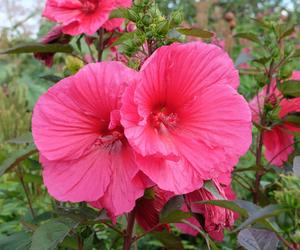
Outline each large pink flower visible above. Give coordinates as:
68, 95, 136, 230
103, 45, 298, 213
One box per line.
43, 0, 132, 35
176, 181, 237, 241
250, 71, 300, 166
121, 42, 252, 194
32, 62, 147, 216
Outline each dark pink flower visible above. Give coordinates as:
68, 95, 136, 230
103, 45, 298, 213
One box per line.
121, 42, 252, 194
32, 62, 147, 216
43, 0, 132, 35
34, 25, 70, 67
250, 71, 300, 166
135, 186, 173, 231
176, 181, 237, 241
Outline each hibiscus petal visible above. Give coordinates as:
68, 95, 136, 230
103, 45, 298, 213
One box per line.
41, 149, 112, 202
264, 126, 294, 166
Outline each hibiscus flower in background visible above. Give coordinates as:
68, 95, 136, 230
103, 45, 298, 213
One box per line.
135, 186, 173, 231
34, 25, 70, 67
250, 71, 300, 166
176, 181, 237, 241
43, 0, 132, 35
121, 41, 252, 194
32, 62, 148, 217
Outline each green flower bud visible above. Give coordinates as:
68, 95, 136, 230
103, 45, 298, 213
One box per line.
127, 9, 139, 22
171, 10, 184, 26
142, 15, 152, 26
279, 65, 293, 79
157, 20, 170, 35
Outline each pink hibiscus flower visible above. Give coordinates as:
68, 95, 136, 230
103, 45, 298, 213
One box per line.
121, 42, 252, 194
249, 71, 300, 166
43, 0, 132, 35
176, 181, 237, 241
32, 62, 147, 216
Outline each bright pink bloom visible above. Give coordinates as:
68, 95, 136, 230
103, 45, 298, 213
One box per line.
135, 186, 173, 231
43, 0, 132, 35
250, 71, 300, 166
176, 181, 236, 241
32, 62, 147, 216
121, 42, 252, 194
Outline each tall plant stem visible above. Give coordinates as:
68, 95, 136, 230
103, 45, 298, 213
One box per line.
123, 208, 136, 250
16, 166, 36, 219
253, 61, 275, 204
97, 28, 104, 62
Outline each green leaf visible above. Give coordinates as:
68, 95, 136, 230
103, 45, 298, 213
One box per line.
111, 31, 138, 46
278, 80, 300, 97
30, 217, 80, 250
160, 210, 192, 224
151, 231, 184, 250
195, 200, 248, 217
0, 43, 74, 54
176, 28, 214, 38
7, 132, 33, 145
251, 18, 270, 29
235, 32, 260, 43
278, 24, 295, 40
237, 228, 279, 250
109, 8, 128, 19
0, 144, 37, 176
293, 49, 300, 58
293, 156, 300, 178
203, 181, 223, 199
161, 195, 184, 219
40, 74, 62, 83
0, 232, 31, 250
235, 205, 288, 232
283, 112, 300, 126
253, 57, 271, 66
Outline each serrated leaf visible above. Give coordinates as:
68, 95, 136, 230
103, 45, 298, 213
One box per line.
176, 28, 214, 38
151, 231, 184, 250
238, 228, 279, 250
160, 210, 192, 224
235, 33, 260, 43
0, 43, 73, 54
0, 232, 31, 250
235, 205, 288, 232
0, 144, 37, 176
30, 217, 79, 250
278, 80, 300, 97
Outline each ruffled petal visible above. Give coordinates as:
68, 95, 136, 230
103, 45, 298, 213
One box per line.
263, 126, 294, 166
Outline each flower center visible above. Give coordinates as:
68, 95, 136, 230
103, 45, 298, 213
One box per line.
149, 107, 178, 131
94, 126, 125, 153
80, 0, 98, 14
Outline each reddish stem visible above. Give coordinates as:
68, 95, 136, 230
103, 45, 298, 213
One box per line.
123, 208, 136, 250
